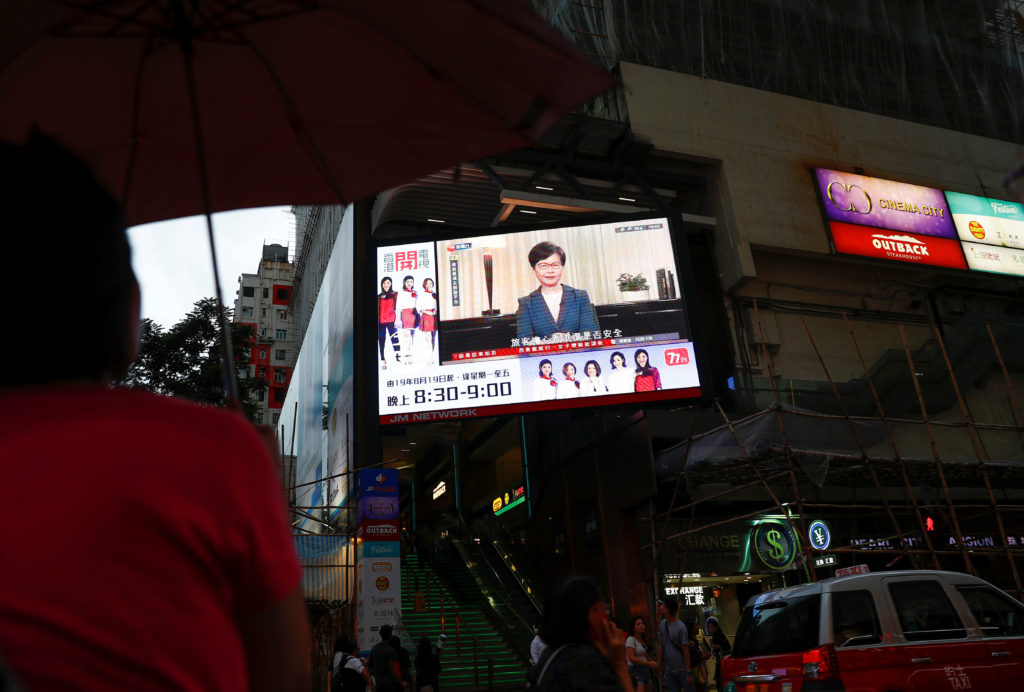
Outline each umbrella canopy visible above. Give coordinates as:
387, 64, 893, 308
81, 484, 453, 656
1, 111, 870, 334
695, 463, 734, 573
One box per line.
0, 0, 615, 227
0, 0, 613, 404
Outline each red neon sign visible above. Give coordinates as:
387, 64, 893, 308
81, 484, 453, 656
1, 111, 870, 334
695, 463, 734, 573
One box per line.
830, 222, 967, 270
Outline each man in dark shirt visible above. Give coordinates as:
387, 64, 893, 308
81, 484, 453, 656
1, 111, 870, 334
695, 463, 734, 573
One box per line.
658, 596, 692, 692
370, 626, 405, 691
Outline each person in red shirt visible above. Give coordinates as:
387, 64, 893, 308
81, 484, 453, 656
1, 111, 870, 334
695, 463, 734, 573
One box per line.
378, 276, 400, 368
0, 133, 310, 691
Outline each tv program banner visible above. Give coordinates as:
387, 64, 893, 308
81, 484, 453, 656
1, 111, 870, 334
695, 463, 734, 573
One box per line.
356, 468, 401, 653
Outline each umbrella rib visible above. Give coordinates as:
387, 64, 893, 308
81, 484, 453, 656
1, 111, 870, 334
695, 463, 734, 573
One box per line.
48, 0, 166, 34
120, 34, 156, 206
223, 25, 349, 204
316, 4, 560, 135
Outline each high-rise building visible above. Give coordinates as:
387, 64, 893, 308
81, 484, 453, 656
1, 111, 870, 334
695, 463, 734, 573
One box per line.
232, 243, 296, 426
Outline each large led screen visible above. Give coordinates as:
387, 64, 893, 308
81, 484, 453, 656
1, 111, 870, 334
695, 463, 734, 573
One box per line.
376, 215, 704, 423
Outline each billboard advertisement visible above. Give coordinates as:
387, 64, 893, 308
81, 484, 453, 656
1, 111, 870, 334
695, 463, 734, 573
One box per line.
946, 191, 1024, 250
814, 168, 956, 238
375, 214, 705, 424
814, 168, 1024, 279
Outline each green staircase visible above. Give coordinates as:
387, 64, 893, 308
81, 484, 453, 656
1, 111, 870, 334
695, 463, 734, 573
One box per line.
400, 556, 528, 689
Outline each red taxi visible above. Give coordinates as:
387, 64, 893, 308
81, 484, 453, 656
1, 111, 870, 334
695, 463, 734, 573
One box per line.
721, 569, 1024, 692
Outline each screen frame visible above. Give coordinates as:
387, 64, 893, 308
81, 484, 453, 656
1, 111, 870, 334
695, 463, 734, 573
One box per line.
372, 209, 715, 424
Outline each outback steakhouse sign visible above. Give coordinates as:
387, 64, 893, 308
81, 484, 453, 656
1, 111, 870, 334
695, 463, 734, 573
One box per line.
830, 222, 967, 269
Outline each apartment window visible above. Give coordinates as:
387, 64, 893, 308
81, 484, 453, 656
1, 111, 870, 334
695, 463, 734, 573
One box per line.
273, 387, 285, 402
276, 288, 288, 300
259, 349, 267, 360
262, 287, 269, 298
275, 349, 286, 361
274, 369, 287, 383
259, 367, 267, 379
240, 306, 253, 318
261, 308, 266, 318
259, 328, 267, 338
275, 329, 287, 340
258, 388, 265, 402
277, 309, 288, 319
272, 412, 280, 425
242, 286, 255, 297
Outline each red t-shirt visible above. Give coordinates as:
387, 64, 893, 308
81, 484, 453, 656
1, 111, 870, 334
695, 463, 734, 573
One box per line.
0, 386, 302, 691
378, 294, 397, 324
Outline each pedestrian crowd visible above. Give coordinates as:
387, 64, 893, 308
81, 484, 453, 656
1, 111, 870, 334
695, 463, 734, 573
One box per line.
525, 582, 731, 692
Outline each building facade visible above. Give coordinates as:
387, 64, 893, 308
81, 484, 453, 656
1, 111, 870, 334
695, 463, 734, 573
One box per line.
278, 0, 1024, 654
232, 243, 296, 426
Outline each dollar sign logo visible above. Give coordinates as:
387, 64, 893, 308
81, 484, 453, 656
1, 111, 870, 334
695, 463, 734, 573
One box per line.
766, 529, 786, 561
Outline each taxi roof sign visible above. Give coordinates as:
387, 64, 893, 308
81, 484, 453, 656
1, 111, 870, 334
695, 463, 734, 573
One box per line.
835, 564, 870, 578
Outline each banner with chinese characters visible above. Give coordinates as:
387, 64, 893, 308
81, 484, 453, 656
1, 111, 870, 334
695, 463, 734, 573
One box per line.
355, 468, 401, 653
376, 216, 706, 424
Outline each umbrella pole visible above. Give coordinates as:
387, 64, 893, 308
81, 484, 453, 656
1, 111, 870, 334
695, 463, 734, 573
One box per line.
179, 28, 241, 409
202, 210, 242, 409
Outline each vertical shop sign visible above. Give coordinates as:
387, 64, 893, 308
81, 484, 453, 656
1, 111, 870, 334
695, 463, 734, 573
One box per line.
355, 468, 401, 653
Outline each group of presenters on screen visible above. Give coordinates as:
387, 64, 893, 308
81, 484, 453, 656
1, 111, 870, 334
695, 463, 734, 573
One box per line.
532, 350, 662, 401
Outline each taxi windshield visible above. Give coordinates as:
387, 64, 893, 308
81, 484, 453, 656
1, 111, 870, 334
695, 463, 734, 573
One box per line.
733, 594, 821, 657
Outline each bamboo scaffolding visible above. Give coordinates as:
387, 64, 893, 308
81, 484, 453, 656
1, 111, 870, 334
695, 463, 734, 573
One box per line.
646, 310, 1024, 597
800, 316, 917, 568
932, 324, 1023, 596
845, 315, 941, 569
898, 322, 975, 574
753, 299, 815, 581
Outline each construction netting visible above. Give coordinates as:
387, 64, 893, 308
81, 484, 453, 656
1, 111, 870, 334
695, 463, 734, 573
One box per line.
532, 0, 1024, 143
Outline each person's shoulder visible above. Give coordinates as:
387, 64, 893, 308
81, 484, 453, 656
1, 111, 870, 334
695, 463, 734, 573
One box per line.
563, 285, 590, 298
519, 288, 542, 304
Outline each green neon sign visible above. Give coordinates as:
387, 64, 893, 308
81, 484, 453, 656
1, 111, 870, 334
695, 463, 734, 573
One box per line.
494, 495, 526, 516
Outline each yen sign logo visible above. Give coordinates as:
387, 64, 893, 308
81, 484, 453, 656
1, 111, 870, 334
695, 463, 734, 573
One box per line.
808, 520, 831, 551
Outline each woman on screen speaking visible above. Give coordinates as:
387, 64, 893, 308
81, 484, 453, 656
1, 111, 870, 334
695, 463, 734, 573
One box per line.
516, 242, 599, 340
606, 351, 634, 394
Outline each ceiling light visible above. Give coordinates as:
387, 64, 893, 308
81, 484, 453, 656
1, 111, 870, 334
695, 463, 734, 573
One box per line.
519, 209, 537, 214
618, 196, 636, 202
535, 185, 554, 191
427, 218, 445, 223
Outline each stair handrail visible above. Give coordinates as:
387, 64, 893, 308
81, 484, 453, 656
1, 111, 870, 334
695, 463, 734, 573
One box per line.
454, 516, 535, 636
487, 536, 543, 615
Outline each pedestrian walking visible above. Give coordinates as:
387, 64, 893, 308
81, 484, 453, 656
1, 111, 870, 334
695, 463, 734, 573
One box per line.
370, 626, 405, 691
525, 574, 634, 691
657, 597, 693, 692
414, 636, 442, 691
626, 616, 658, 692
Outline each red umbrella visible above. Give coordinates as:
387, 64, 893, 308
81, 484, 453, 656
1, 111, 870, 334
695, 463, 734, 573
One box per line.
0, 0, 613, 401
